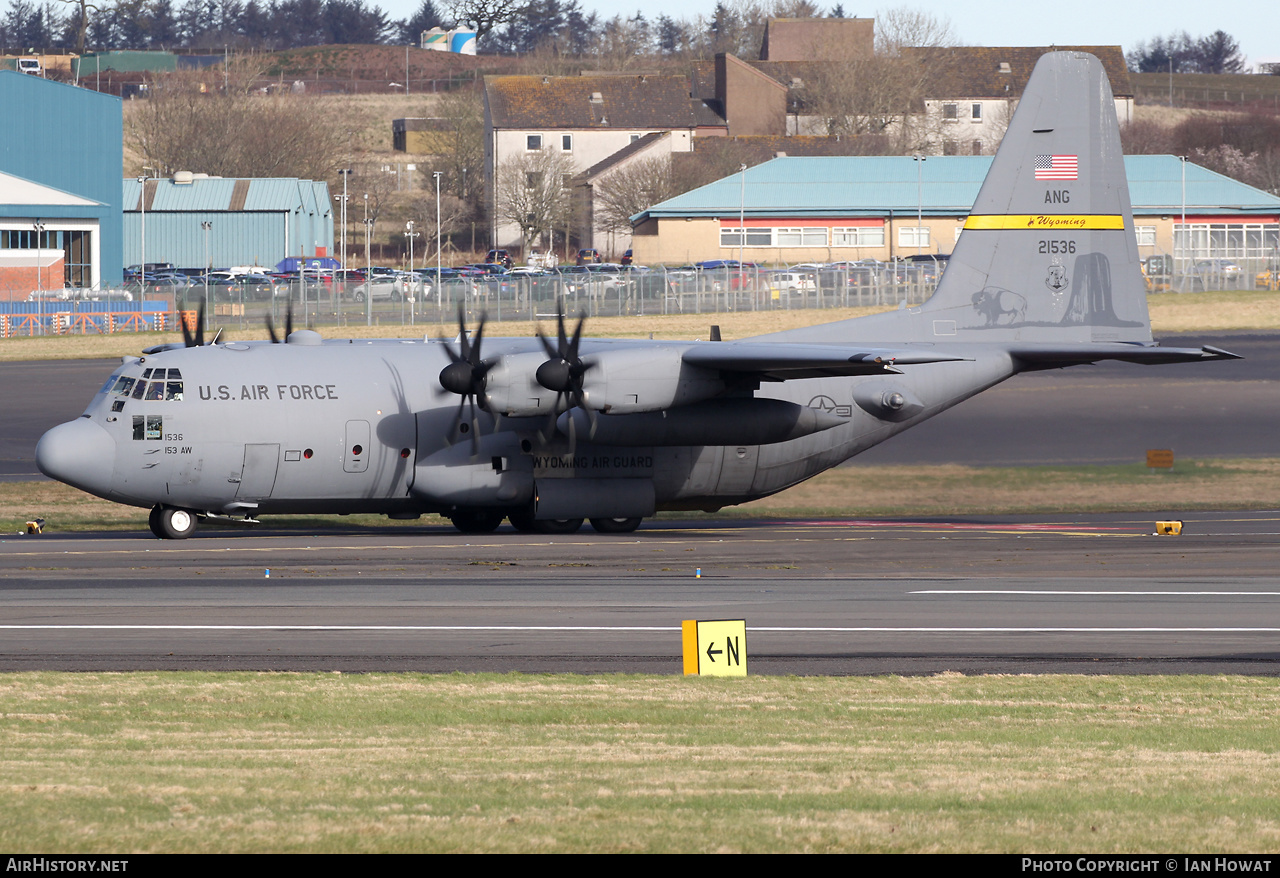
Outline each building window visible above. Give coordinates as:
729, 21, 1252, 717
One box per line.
525, 171, 543, 189
775, 227, 828, 247
971, 140, 982, 156
943, 140, 958, 155
899, 226, 931, 248
943, 103, 958, 121
832, 226, 885, 247
526, 134, 542, 150
971, 103, 982, 121
720, 227, 773, 247
561, 134, 573, 152
1135, 226, 1157, 247
1173, 222, 1280, 260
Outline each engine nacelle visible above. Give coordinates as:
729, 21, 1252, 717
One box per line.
578, 347, 724, 414
558, 397, 848, 446
483, 352, 559, 417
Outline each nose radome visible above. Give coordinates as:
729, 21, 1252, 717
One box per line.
36, 418, 116, 497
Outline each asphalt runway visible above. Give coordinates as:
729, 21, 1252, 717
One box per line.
2, 514, 1279, 674
2, 332, 1276, 674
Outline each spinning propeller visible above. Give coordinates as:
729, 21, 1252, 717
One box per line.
179, 302, 222, 347
437, 306, 493, 453
180, 302, 206, 348
535, 307, 595, 443
265, 304, 294, 344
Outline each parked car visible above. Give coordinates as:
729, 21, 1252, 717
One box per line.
486, 249, 513, 269
350, 277, 404, 303
576, 248, 602, 266
200, 273, 279, 302
1194, 259, 1241, 275
767, 271, 817, 296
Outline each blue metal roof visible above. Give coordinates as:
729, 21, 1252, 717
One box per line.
635, 155, 1280, 221
122, 177, 335, 213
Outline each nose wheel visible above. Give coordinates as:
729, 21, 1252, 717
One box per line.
149, 505, 200, 540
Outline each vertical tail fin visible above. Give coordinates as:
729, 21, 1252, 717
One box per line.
921, 52, 1151, 344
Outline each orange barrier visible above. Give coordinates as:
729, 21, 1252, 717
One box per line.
0, 310, 178, 336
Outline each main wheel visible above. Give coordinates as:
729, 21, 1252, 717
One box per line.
507, 511, 537, 532
532, 518, 583, 535
450, 510, 504, 534
157, 506, 198, 540
589, 517, 642, 534
148, 505, 165, 539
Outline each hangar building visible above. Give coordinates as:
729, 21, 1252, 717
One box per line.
630, 155, 1280, 271
0, 71, 124, 297
122, 174, 334, 271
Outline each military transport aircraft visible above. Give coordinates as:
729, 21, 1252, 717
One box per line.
37, 52, 1237, 539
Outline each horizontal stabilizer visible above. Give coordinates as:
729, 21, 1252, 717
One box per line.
681, 342, 970, 379
1011, 343, 1242, 370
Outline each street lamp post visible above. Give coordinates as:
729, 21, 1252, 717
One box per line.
33, 220, 45, 334
737, 164, 748, 307
405, 220, 419, 325
913, 154, 926, 257
1179, 155, 1188, 290
201, 221, 212, 321
434, 171, 443, 321
137, 174, 146, 295
364, 193, 372, 326
337, 167, 352, 274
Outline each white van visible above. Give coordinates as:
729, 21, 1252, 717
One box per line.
17, 58, 43, 76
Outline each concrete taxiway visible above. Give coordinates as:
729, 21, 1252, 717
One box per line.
2, 514, 1278, 674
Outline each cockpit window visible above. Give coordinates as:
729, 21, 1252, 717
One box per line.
113, 369, 183, 402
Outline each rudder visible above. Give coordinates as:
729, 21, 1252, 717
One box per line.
920, 52, 1151, 345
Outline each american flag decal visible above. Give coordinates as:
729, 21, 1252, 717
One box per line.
1035, 154, 1078, 180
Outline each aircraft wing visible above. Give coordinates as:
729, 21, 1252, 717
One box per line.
679, 342, 971, 380
1010, 343, 1241, 371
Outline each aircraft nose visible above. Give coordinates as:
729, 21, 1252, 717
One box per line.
36, 418, 116, 496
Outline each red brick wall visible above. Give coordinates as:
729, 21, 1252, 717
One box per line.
0, 259, 66, 301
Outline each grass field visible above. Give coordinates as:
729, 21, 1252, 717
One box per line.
5, 458, 1278, 536
1, 672, 1277, 853
1, 288, 1274, 363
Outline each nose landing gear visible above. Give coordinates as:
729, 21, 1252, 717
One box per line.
149, 505, 200, 540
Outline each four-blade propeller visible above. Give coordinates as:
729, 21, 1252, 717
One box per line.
534, 308, 595, 443
437, 305, 494, 453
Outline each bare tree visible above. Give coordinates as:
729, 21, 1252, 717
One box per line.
446, 0, 526, 40
795, 9, 962, 153
429, 89, 485, 204
495, 147, 576, 251
591, 155, 677, 235
129, 61, 346, 181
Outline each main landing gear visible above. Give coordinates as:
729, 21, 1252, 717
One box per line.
503, 512, 642, 535
149, 505, 200, 540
